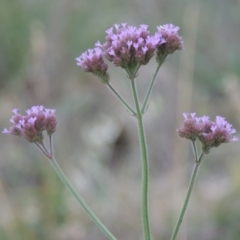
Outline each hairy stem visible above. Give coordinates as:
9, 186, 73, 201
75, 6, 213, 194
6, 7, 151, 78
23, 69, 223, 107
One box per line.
141, 55, 167, 114
170, 152, 205, 240
49, 157, 117, 240
106, 82, 136, 115
130, 79, 151, 240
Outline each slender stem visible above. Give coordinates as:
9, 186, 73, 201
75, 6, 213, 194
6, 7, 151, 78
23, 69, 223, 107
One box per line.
35, 142, 51, 159
130, 79, 151, 240
49, 135, 53, 156
106, 82, 136, 116
141, 55, 167, 114
40, 141, 50, 154
132, 64, 141, 77
191, 140, 198, 161
49, 157, 117, 240
169, 152, 205, 240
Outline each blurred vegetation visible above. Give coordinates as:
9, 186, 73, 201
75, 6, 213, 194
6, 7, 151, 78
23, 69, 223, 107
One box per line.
0, 0, 240, 239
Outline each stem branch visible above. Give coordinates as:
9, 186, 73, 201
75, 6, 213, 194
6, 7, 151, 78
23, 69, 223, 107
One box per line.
106, 82, 136, 115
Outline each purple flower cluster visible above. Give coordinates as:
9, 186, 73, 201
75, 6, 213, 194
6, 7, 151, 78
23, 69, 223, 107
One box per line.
76, 48, 109, 80
156, 24, 184, 62
3, 106, 57, 143
177, 113, 238, 153
100, 24, 162, 69
76, 23, 183, 77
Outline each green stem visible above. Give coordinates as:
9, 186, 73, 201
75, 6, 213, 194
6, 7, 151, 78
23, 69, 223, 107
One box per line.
191, 141, 198, 161
141, 55, 167, 114
34, 142, 51, 159
49, 135, 53, 156
132, 64, 141, 78
49, 157, 117, 240
130, 79, 151, 240
169, 152, 205, 240
106, 82, 136, 116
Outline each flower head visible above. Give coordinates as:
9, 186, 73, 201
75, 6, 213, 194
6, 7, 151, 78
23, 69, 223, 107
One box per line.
177, 113, 238, 154
76, 47, 109, 82
100, 23, 162, 73
155, 24, 184, 63
3, 106, 57, 143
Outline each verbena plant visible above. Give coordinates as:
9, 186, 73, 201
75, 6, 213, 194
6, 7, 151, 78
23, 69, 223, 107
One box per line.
3, 23, 238, 240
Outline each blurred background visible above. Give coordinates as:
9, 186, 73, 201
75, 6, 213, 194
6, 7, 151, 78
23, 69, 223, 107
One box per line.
1, 0, 240, 239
